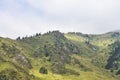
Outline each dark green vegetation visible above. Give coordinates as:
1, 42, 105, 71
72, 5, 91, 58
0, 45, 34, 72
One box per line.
0, 31, 120, 80
39, 67, 48, 74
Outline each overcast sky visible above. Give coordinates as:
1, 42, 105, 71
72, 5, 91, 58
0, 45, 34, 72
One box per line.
0, 0, 120, 38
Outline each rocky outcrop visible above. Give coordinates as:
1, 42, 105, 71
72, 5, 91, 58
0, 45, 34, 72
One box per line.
13, 52, 32, 69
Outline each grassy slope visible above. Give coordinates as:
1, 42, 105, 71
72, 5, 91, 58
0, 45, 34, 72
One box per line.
0, 31, 120, 80
21, 32, 120, 80
0, 38, 36, 80
29, 54, 118, 80
64, 32, 120, 80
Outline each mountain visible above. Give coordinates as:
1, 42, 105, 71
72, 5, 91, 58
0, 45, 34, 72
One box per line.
110, 30, 120, 33
0, 30, 120, 80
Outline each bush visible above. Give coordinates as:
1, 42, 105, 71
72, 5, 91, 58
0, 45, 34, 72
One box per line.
39, 67, 48, 74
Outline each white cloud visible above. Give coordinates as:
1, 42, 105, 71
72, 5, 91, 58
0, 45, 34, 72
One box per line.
0, 0, 120, 38
26, 0, 120, 16
0, 12, 35, 38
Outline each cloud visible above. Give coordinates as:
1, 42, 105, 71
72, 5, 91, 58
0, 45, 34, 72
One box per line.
0, 0, 120, 38
0, 12, 35, 38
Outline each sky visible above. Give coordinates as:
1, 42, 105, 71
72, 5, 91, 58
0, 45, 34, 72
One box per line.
0, 0, 120, 38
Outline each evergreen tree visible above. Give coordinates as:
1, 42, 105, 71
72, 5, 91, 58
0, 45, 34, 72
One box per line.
16, 37, 21, 40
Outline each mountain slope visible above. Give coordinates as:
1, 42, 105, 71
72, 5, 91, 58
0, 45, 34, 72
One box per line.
0, 37, 36, 80
0, 31, 120, 80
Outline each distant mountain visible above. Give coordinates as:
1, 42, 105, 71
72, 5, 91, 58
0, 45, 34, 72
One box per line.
110, 30, 120, 33
0, 31, 120, 80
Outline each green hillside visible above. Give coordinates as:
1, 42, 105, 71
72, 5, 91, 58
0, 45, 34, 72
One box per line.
0, 31, 120, 80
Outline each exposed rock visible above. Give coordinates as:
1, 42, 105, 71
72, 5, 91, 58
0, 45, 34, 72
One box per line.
14, 53, 32, 69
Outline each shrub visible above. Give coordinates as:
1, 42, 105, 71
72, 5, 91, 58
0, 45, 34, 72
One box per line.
39, 67, 48, 74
